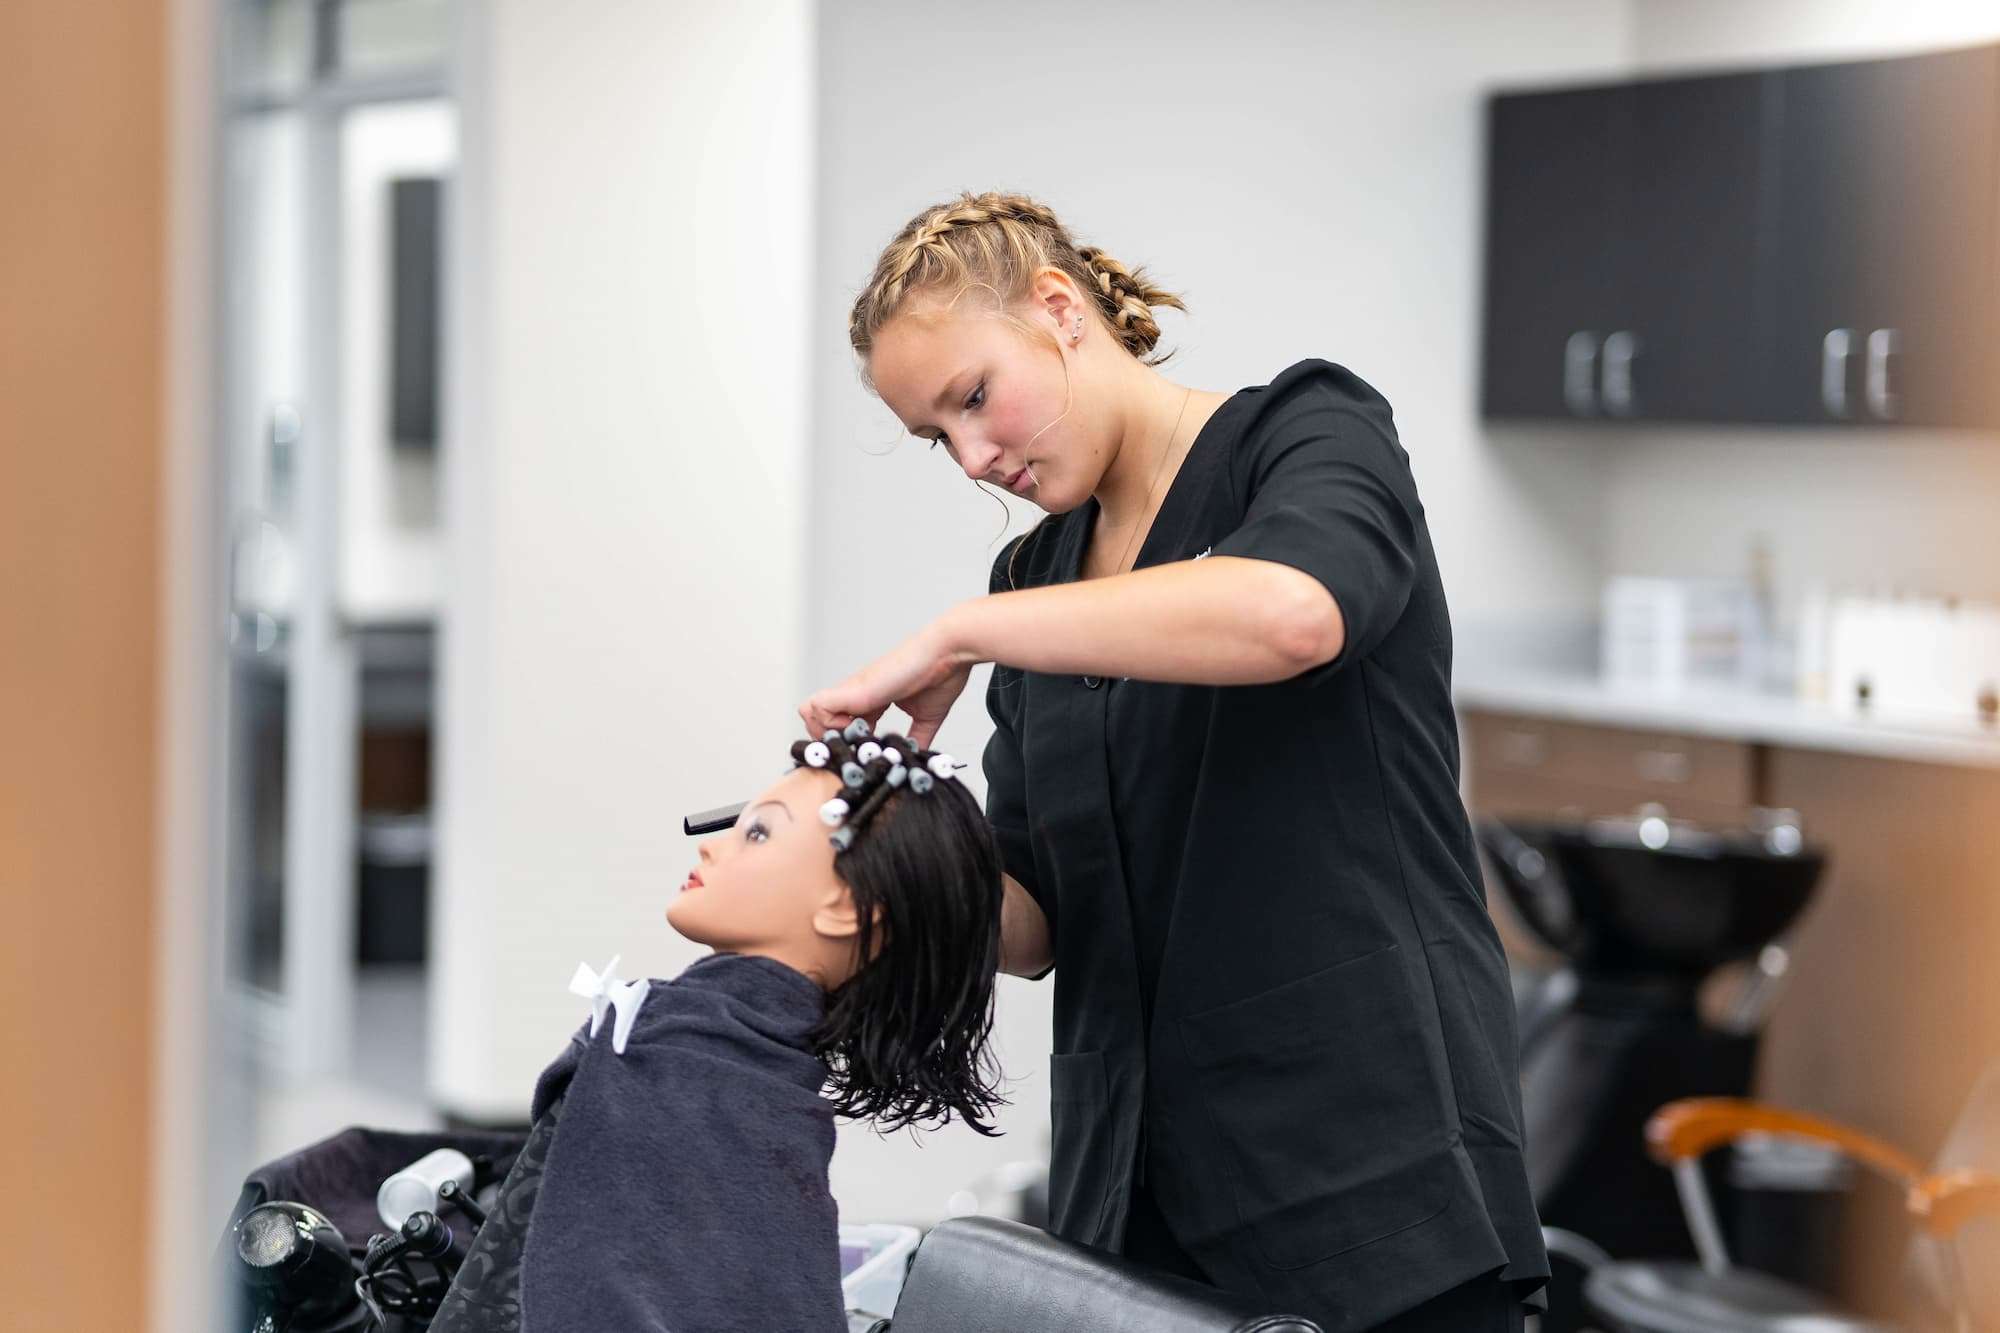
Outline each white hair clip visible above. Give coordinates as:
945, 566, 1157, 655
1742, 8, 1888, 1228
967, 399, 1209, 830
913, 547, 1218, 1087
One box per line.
568, 954, 650, 1056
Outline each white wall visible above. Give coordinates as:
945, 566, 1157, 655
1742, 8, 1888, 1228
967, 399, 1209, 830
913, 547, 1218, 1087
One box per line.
434, 0, 817, 1120
810, 0, 1633, 1222
1632, 0, 2000, 72
1598, 0, 2000, 635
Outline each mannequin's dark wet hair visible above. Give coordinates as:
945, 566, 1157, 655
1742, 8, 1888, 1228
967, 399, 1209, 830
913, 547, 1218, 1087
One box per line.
788, 727, 1006, 1136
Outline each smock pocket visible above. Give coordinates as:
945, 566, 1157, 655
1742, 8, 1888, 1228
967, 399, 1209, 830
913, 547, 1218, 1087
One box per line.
1426, 937, 1525, 1150
1046, 1050, 1115, 1245
1179, 943, 1454, 1270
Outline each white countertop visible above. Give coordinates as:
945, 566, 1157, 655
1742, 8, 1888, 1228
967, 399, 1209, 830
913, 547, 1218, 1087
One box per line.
1454, 670, 2000, 772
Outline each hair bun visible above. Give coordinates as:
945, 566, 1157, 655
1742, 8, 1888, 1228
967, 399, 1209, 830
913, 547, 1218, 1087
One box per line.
1076, 245, 1186, 362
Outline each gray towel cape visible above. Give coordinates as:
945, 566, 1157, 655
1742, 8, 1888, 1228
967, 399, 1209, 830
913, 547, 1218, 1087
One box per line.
433, 952, 845, 1332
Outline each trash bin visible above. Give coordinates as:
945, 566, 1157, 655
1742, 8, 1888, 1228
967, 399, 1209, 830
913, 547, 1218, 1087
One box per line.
1728, 1130, 1854, 1299
357, 812, 430, 965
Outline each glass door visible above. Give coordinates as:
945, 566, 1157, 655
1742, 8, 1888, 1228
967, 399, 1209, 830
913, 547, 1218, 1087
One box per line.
216, 0, 452, 1091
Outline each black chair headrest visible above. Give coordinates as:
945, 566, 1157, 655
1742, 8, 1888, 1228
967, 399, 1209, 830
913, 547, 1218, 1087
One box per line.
880, 1216, 1324, 1333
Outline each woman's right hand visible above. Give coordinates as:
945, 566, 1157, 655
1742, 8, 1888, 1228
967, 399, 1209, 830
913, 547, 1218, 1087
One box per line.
798, 620, 976, 750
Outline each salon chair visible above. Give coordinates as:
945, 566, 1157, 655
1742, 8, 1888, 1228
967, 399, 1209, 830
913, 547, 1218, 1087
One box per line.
852, 1215, 1323, 1333
1478, 812, 1823, 1330
1579, 1064, 2000, 1333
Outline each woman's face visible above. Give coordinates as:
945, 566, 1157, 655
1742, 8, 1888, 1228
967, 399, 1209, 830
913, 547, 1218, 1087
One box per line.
668, 766, 861, 965
868, 296, 1101, 514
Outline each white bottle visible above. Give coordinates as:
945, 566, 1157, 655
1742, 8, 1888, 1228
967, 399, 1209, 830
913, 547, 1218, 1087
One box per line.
1794, 581, 1831, 704
377, 1147, 475, 1230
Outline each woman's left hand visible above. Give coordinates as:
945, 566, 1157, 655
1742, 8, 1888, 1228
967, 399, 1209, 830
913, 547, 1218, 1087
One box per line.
799, 622, 974, 750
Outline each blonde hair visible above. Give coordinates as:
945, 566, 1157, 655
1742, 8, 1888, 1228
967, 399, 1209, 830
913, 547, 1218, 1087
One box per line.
848, 190, 1186, 383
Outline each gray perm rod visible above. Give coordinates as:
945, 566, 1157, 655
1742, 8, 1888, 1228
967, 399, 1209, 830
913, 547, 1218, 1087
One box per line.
684, 800, 747, 836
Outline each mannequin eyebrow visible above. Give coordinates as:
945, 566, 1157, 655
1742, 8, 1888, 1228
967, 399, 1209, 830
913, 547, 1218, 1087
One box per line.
745, 800, 793, 822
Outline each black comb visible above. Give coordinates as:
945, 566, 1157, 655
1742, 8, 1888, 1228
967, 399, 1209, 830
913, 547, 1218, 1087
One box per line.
683, 801, 746, 836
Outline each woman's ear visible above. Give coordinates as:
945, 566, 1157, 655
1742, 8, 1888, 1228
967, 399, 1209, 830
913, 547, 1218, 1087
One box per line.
1028, 266, 1084, 339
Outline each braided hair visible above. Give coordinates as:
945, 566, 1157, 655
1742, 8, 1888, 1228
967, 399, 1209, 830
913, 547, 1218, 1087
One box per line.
849, 191, 1188, 590
848, 189, 1187, 380
789, 721, 1006, 1135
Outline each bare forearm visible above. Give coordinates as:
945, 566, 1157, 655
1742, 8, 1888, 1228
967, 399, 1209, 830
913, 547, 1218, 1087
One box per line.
939, 556, 1341, 685
998, 873, 1053, 979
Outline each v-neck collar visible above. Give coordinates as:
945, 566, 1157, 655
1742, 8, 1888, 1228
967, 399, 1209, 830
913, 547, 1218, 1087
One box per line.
1057, 387, 1248, 586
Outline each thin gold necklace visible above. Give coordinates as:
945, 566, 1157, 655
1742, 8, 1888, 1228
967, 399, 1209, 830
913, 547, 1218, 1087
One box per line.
1109, 383, 1195, 578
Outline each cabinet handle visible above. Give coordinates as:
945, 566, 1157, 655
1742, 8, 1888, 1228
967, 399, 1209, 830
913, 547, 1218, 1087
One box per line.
1602, 330, 1639, 417
1564, 331, 1600, 417
1821, 328, 1855, 419
1865, 327, 1901, 421
1633, 748, 1692, 784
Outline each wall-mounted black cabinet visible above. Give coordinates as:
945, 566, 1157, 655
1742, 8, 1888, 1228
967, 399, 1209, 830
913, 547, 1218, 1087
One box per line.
1770, 47, 1999, 427
1483, 71, 1778, 421
1481, 44, 2000, 428
1482, 85, 1626, 420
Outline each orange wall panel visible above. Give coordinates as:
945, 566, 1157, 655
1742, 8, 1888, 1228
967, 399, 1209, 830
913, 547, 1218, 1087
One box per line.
0, 1, 166, 1327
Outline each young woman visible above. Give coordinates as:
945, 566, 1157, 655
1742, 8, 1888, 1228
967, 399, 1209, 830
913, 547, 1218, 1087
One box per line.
801, 192, 1549, 1331
428, 724, 1004, 1332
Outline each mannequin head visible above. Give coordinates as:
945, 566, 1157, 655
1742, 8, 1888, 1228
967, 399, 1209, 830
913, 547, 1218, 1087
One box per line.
671, 731, 1006, 1133
850, 190, 1188, 519
670, 765, 871, 988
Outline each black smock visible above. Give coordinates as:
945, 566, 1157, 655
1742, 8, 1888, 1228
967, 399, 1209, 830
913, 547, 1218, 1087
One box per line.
981, 359, 1549, 1331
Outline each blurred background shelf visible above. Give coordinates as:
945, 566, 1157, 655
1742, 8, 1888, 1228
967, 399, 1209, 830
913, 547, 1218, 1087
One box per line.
1458, 671, 2000, 772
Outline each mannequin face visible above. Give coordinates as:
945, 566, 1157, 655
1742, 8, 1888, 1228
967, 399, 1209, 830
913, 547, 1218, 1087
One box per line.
868, 272, 1109, 514
668, 766, 865, 988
